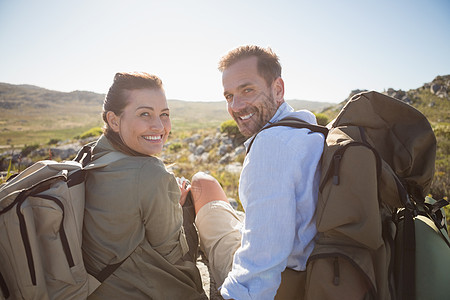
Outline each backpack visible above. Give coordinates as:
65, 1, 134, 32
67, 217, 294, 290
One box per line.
0, 143, 125, 300
249, 91, 449, 299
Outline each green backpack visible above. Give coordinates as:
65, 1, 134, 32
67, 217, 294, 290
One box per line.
251, 91, 449, 299
0, 143, 126, 300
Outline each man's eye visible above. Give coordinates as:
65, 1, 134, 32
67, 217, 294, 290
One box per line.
225, 94, 233, 102
244, 88, 253, 93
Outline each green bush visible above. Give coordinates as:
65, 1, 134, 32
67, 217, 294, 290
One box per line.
78, 127, 103, 139
21, 144, 40, 157
314, 113, 329, 126
47, 138, 61, 145
168, 142, 182, 152
220, 119, 240, 136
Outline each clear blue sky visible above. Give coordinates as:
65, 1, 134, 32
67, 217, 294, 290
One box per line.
0, 0, 449, 103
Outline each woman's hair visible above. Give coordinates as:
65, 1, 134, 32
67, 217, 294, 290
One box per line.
218, 45, 282, 87
102, 72, 164, 155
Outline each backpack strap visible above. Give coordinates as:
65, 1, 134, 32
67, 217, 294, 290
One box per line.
246, 117, 328, 154
74, 141, 128, 170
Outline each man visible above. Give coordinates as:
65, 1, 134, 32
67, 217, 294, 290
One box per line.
191, 45, 324, 299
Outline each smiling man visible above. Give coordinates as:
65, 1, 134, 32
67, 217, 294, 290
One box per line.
192, 45, 325, 299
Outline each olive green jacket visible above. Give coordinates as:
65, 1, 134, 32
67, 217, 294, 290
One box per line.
82, 135, 205, 299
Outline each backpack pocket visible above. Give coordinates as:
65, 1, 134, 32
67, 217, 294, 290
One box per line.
0, 178, 88, 300
305, 251, 374, 300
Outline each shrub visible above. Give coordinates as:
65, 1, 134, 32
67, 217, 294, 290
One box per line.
47, 138, 61, 145
220, 119, 246, 146
220, 119, 240, 136
78, 127, 103, 139
168, 142, 182, 152
21, 144, 40, 157
314, 113, 329, 126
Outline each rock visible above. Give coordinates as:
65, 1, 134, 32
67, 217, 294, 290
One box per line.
224, 162, 242, 174
234, 146, 245, 156
228, 198, 239, 210
184, 134, 202, 144
217, 144, 232, 156
430, 84, 443, 94
219, 153, 232, 165
202, 137, 217, 151
197, 252, 224, 299
194, 145, 206, 156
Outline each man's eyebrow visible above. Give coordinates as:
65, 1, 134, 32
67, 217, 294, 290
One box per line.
223, 83, 253, 96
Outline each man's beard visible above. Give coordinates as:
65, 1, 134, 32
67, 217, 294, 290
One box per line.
234, 92, 278, 137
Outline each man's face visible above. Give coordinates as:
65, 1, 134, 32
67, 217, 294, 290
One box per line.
222, 56, 282, 137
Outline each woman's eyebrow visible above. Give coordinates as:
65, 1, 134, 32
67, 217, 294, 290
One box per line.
136, 106, 154, 111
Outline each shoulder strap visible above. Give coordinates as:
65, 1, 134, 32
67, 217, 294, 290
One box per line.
74, 142, 128, 170
83, 151, 128, 170
246, 117, 328, 154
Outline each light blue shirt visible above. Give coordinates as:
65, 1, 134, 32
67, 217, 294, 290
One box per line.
221, 102, 324, 300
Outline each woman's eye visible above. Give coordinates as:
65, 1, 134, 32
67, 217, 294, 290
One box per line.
140, 112, 150, 117
161, 113, 170, 117
244, 88, 253, 93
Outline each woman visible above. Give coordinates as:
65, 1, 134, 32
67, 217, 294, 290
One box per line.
82, 72, 206, 299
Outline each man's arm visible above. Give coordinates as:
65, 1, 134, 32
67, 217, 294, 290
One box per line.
221, 127, 323, 300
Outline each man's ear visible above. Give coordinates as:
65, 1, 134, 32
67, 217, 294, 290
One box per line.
106, 111, 120, 133
272, 77, 285, 105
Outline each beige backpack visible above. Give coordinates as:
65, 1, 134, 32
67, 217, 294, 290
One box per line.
0, 144, 124, 300
304, 91, 445, 300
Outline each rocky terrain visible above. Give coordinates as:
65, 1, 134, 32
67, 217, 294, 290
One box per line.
0, 75, 449, 298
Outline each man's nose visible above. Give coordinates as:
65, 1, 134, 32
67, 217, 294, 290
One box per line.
230, 96, 245, 111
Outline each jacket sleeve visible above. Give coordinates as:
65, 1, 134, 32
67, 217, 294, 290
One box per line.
137, 159, 186, 264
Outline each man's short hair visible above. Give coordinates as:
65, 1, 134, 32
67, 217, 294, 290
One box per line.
218, 45, 282, 87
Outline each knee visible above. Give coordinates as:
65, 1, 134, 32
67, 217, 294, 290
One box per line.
190, 172, 229, 214
192, 171, 217, 184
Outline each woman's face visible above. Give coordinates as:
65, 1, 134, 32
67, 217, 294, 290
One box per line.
108, 88, 171, 156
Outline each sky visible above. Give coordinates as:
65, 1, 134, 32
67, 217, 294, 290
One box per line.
0, 0, 449, 103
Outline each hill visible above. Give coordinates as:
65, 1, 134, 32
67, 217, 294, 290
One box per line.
0, 82, 333, 146
0, 75, 448, 208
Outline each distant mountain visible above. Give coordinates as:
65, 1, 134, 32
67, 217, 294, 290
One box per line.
0, 82, 104, 109
0, 82, 334, 138
0, 82, 333, 112
0, 76, 448, 146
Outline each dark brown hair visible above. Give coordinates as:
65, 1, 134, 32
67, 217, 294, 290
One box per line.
102, 72, 164, 155
218, 45, 282, 86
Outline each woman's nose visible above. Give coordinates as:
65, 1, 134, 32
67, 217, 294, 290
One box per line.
149, 117, 164, 130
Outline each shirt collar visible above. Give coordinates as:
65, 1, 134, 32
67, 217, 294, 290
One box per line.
244, 102, 294, 149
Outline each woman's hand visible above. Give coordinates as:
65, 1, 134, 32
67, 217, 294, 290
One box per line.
177, 177, 191, 206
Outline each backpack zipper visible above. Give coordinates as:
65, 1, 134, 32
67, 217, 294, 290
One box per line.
14, 175, 73, 286
309, 253, 377, 297
333, 256, 340, 285
320, 141, 381, 193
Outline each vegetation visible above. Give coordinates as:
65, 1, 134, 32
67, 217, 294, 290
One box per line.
77, 127, 103, 140
0, 78, 448, 229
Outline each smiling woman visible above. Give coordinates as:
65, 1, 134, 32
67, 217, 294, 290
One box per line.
106, 88, 171, 156
82, 72, 207, 299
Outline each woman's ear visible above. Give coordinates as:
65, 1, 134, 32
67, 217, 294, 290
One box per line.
106, 111, 120, 133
